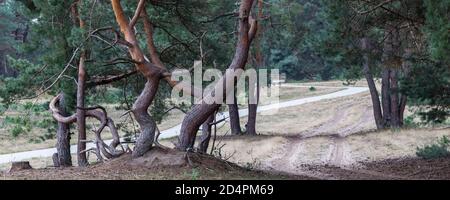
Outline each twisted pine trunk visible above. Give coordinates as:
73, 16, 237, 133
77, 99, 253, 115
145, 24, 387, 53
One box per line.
111, 0, 167, 157
177, 0, 257, 151
54, 92, 72, 167
132, 78, 160, 158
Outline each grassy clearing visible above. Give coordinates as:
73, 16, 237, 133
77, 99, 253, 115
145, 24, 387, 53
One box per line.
208, 128, 450, 171
0, 83, 338, 155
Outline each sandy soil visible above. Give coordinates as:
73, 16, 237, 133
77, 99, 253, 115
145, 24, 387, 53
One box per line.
200, 87, 450, 180
208, 127, 450, 180
2, 80, 449, 180
0, 84, 337, 154
1, 148, 309, 180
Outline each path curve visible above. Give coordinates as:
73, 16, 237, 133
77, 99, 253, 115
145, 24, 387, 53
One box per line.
0, 85, 368, 165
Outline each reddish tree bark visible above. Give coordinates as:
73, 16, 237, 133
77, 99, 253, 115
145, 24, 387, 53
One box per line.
111, 0, 164, 158
177, 0, 257, 151
111, 0, 204, 157
246, 0, 264, 135
131, 78, 160, 157
71, 1, 89, 166
76, 55, 88, 166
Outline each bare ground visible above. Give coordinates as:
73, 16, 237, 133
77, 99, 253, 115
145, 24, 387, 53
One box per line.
2, 80, 450, 180
202, 88, 450, 180
1, 147, 311, 180
0, 84, 336, 154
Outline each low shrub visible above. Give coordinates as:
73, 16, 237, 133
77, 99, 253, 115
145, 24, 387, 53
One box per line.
416, 136, 450, 159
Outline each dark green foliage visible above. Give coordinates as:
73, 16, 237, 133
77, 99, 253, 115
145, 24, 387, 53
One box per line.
0, 102, 55, 139
321, 0, 449, 125
401, 61, 450, 123
266, 0, 343, 81
424, 0, 450, 64
416, 136, 450, 159
3, 116, 31, 137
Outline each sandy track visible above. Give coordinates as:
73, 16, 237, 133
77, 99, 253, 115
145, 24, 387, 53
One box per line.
262, 96, 383, 179
0, 86, 368, 165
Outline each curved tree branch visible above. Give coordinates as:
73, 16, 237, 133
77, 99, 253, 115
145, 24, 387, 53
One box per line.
130, 0, 146, 28
49, 94, 124, 160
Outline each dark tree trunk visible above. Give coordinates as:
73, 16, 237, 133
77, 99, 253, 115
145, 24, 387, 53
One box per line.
389, 25, 402, 128
381, 68, 391, 127
381, 25, 394, 127
228, 92, 242, 135
361, 38, 384, 129
178, 103, 220, 150
76, 55, 88, 167
132, 78, 160, 158
198, 112, 215, 153
177, 0, 257, 151
389, 69, 401, 128
54, 92, 72, 167
246, 103, 257, 135
246, 0, 264, 136
246, 74, 259, 135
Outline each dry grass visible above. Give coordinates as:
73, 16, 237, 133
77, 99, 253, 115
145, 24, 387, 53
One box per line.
2, 165, 298, 180
213, 128, 450, 171
1, 149, 308, 180
275, 86, 343, 103
1, 79, 449, 179
348, 128, 450, 162
0, 83, 337, 154
292, 79, 369, 87
213, 92, 376, 136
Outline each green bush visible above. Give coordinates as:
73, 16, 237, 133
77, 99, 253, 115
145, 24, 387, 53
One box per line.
403, 115, 420, 128
416, 136, 450, 159
11, 126, 25, 138
309, 86, 316, 91
0, 104, 6, 114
